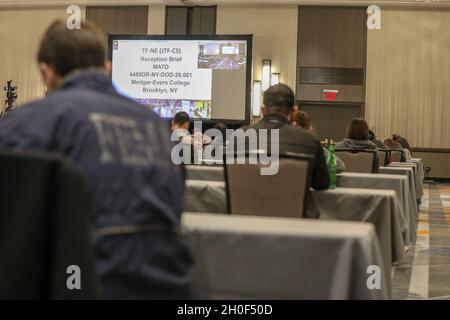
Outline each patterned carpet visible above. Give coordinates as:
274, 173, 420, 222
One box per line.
392, 183, 450, 299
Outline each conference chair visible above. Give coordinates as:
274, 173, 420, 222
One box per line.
224, 152, 314, 218
378, 149, 391, 166
0, 150, 99, 299
335, 149, 377, 173
390, 149, 406, 162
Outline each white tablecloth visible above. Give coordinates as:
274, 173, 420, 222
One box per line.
182, 213, 389, 299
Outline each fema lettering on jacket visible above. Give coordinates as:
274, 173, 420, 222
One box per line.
89, 112, 171, 168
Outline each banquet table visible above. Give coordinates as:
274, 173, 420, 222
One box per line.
409, 158, 425, 199
184, 180, 228, 213
409, 158, 425, 186
390, 161, 424, 199
185, 166, 417, 244
309, 188, 404, 278
183, 180, 405, 279
337, 172, 416, 244
407, 158, 425, 177
409, 158, 424, 180
186, 165, 224, 181
186, 159, 425, 196
380, 166, 420, 206
182, 212, 390, 299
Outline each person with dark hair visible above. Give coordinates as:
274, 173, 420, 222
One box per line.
212, 122, 228, 145
171, 111, 211, 145
384, 138, 411, 161
294, 110, 346, 174
295, 111, 312, 132
171, 111, 191, 144
336, 118, 376, 149
213, 122, 228, 138
241, 84, 329, 193
335, 118, 380, 171
392, 133, 412, 152
203, 122, 229, 159
172, 111, 190, 130
369, 129, 386, 149
384, 138, 402, 149
0, 20, 193, 299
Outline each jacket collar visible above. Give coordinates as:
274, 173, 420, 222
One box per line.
58, 69, 114, 93
259, 113, 291, 126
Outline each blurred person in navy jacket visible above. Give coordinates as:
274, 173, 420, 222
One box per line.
0, 20, 192, 299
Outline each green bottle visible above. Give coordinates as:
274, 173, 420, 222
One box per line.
327, 140, 337, 189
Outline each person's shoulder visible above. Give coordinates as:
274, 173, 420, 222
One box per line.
56, 86, 164, 123
119, 97, 163, 122
367, 140, 378, 149
110, 93, 165, 123
285, 125, 320, 142
238, 123, 263, 133
240, 121, 259, 130
5, 97, 57, 120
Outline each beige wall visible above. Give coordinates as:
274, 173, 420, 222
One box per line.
216, 5, 298, 91
366, 8, 450, 148
148, 4, 165, 35
0, 6, 86, 106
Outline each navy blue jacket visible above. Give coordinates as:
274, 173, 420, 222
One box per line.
0, 71, 193, 299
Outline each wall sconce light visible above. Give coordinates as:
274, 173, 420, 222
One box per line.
262, 59, 271, 91
271, 73, 280, 86
252, 80, 262, 117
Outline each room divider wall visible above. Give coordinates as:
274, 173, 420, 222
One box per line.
296, 6, 367, 141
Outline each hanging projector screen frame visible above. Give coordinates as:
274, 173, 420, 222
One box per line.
108, 34, 253, 126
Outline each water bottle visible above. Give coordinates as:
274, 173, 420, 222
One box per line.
327, 140, 337, 189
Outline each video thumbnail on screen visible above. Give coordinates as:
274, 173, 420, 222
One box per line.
198, 41, 247, 70
134, 98, 212, 119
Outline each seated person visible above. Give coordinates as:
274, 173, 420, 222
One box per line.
171, 111, 191, 143
204, 122, 228, 159
335, 118, 380, 172
241, 84, 329, 191
171, 111, 211, 145
0, 20, 193, 299
369, 129, 386, 149
392, 133, 411, 152
295, 111, 346, 174
384, 138, 409, 161
384, 138, 402, 149
211, 122, 228, 146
